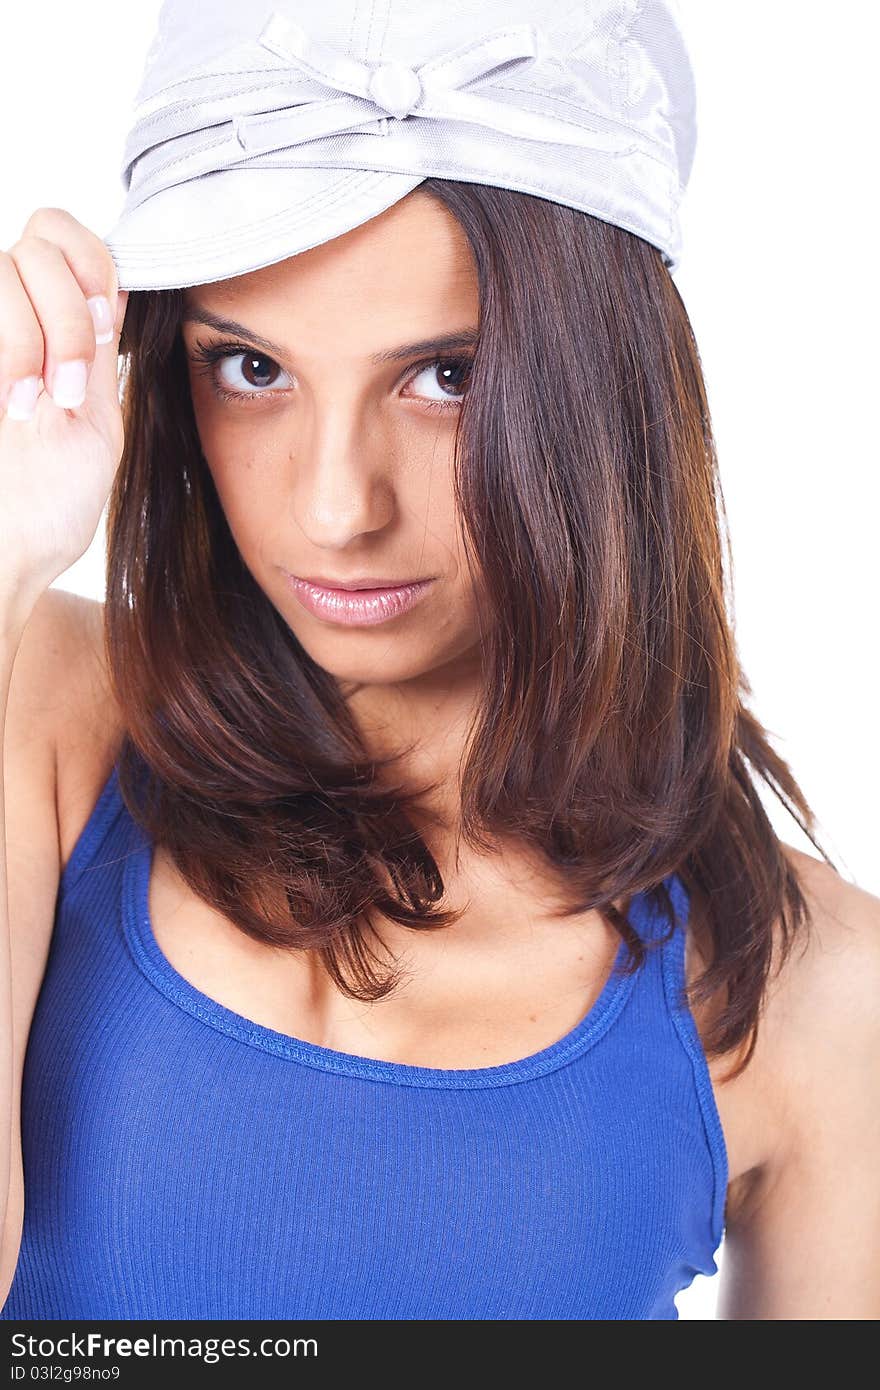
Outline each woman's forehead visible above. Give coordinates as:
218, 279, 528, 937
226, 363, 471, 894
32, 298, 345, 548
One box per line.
184, 192, 475, 304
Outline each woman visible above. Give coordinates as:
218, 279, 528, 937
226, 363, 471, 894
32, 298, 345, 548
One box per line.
0, 0, 878, 1320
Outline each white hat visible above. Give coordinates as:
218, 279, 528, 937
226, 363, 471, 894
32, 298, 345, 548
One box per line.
102, 0, 697, 290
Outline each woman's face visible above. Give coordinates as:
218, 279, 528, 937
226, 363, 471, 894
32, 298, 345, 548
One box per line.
180, 190, 485, 690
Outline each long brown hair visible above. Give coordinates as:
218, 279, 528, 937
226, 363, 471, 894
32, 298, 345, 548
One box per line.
107, 179, 837, 1078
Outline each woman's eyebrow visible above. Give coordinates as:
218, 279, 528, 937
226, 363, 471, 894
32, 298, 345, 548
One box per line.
181, 306, 479, 364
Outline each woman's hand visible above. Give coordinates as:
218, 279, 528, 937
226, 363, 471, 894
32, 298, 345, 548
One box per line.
0, 206, 128, 611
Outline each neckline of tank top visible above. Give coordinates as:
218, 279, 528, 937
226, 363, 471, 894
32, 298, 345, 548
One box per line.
113, 764, 688, 1089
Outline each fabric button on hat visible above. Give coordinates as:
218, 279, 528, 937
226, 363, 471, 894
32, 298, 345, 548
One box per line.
369, 62, 423, 119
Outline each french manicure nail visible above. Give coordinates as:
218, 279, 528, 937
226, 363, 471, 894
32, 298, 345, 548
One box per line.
51, 360, 88, 409
6, 376, 41, 421
87, 294, 114, 345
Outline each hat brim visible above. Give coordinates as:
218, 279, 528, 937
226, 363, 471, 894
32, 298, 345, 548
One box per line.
102, 164, 429, 291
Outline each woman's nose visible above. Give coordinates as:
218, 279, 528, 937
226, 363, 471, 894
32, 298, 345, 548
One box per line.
289, 408, 397, 547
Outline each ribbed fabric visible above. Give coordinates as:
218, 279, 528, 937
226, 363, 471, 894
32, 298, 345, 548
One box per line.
1, 762, 727, 1320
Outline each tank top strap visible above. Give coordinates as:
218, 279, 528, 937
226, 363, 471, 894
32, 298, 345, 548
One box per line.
656, 871, 729, 1249
60, 760, 125, 897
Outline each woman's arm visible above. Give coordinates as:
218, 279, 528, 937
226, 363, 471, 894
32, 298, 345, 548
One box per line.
717, 852, 880, 1319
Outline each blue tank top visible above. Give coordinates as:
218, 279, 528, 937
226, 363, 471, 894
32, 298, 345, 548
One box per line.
1, 761, 727, 1320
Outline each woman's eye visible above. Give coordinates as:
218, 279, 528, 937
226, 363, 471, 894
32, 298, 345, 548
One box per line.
405, 358, 472, 409
214, 351, 292, 396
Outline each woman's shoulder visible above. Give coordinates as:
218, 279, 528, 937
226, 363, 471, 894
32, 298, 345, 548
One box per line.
762, 843, 880, 1075
690, 842, 879, 1080
723, 843, 880, 1133
687, 843, 880, 1209
712, 844, 880, 1317
49, 592, 127, 870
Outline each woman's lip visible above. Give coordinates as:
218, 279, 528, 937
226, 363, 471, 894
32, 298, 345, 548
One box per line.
295, 575, 426, 590
282, 572, 436, 627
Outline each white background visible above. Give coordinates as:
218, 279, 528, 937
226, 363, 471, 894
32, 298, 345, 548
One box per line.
2, 2, 878, 1320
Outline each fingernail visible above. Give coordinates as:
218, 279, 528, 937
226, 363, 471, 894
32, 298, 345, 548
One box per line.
6, 376, 41, 421
51, 360, 88, 409
87, 294, 114, 345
